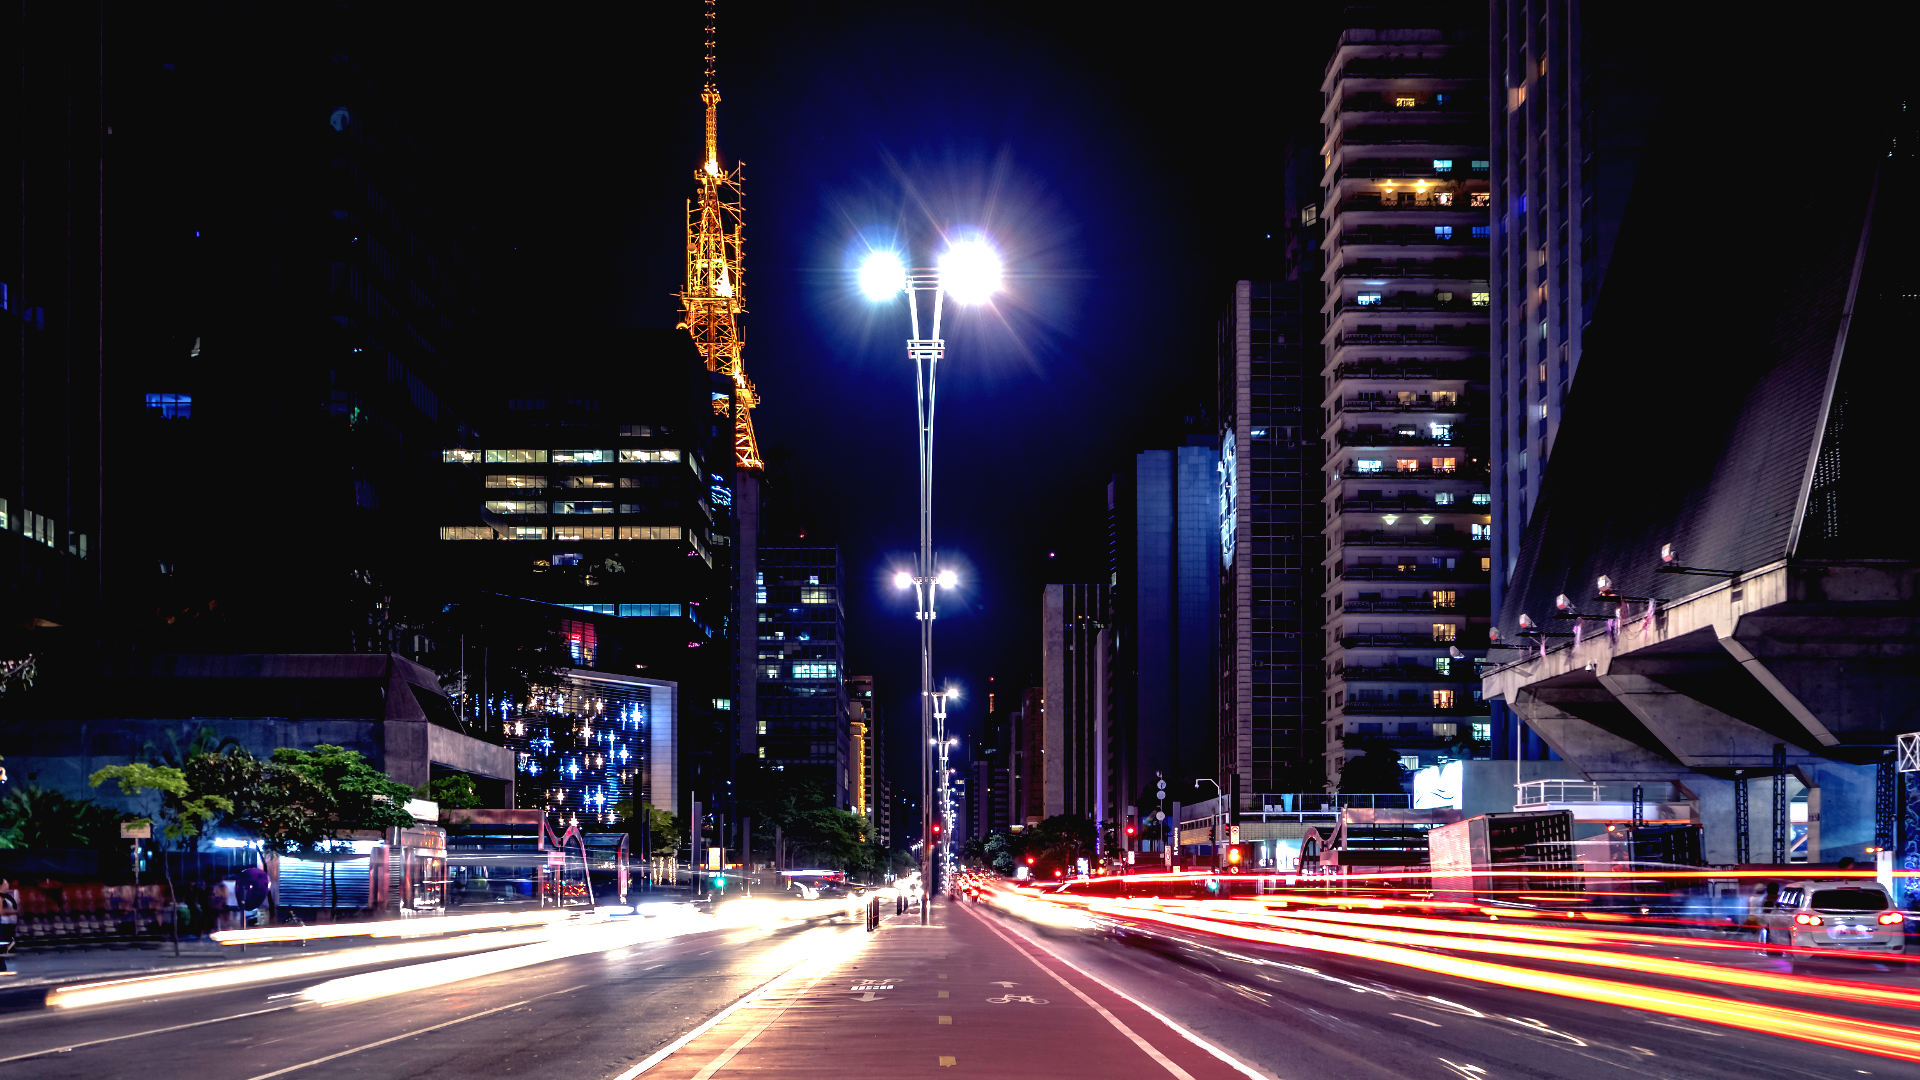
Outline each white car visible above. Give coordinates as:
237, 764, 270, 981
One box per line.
1757, 880, 1905, 961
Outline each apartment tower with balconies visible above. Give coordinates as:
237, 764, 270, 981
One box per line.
1317, 23, 1493, 788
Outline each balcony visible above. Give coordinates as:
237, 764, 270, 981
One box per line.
1329, 161, 1490, 184
1338, 598, 1459, 614
1337, 396, 1470, 415
1331, 359, 1476, 381
1330, 259, 1489, 283
1339, 700, 1491, 716
1340, 564, 1488, 582
1340, 632, 1455, 648
1332, 329, 1487, 349
1335, 428, 1466, 448
1332, 193, 1488, 216
1333, 225, 1485, 250
1330, 296, 1484, 319
1335, 93, 1484, 115
1514, 780, 1696, 823
1336, 663, 1478, 682
1344, 530, 1466, 548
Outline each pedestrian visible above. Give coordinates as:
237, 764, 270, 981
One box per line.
0, 876, 19, 971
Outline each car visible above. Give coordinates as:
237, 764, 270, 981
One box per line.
1756, 880, 1905, 963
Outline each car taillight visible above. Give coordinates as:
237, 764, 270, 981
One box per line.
1795, 912, 1824, 926
1880, 912, 1905, 925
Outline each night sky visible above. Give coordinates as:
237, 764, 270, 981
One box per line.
383, 3, 1334, 795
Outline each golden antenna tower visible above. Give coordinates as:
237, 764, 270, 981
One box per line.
678, 0, 763, 473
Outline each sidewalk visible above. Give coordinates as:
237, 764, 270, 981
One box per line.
0, 936, 354, 992
627, 896, 1255, 1079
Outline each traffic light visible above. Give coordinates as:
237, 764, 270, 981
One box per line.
1025, 856, 1035, 866
932, 822, 942, 836
710, 873, 726, 892
1226, 844, 1245, 871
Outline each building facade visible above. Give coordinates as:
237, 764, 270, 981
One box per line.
1486, 0, 1657, 760
1317, 25, 1493, 787
1132, 446, 1220, 814
1041, 584, 1109, 823
502, 669, 677, 831
756, 544, 851, 807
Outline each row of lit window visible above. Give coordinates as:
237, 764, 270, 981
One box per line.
484, 475, 677, 489
1354, 288, 1490, 305
440, 525, 684, 541
1336, 623, 1461, 641
444, 448, 682, 465
483, 500, 685, 515
1351, 457, 1463, 474
2, 499, 87, 558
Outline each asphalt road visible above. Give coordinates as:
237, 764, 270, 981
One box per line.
0, 915, 867, 1080
973, 900, 1920, 1080
5, 901, 1918, 1080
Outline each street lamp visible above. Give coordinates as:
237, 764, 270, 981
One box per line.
864, 236, 1001, 921
1197, 777, 1224, 870
931, 688, 960, 894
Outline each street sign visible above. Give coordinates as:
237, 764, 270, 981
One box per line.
1228, 824, 1240, 844
119, 822, 151, 839
1899, 733, 1920, 773
1154, 810, 1165, 821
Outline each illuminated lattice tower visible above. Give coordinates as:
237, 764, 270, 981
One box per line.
677, 0, 763, 473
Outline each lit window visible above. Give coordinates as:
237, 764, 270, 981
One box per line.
619, 448, 682, 463
1471, 160, 1489, 171
1433, 492, 1455, 505
485, 475, 546, 488
485, 449, 548, 463
485, 500, 547, 515
1472, 226, 1490, 239
553, 449, 611, 464
801, 587, 836, 604
1432, 623, 1458, 642
1434, 657, 1452, 675
1432, 457, 1457, 472
1395, 459, 1420, 472
1481, 557, 1492, 571
808, 574, 821, 585
1394, 96, 1417, 107
509, 526, 548, 540
1356, 292, 1382, 306
1539, 402, 1549, 419
1300, 204, 1318, 225
792, 662, 839, 679
1432, 391, 1458, 405
1398, 755, 1421, 771
1472, 493, 1492, 506
552, 500, 614, 515
620, 424, 655, 437
1431, 590, 1456, 608
1470, 192, 1490, 208
1357, 459, 1383, 473
619, 525, 684, 540
1433, 158, 1453, 172
442, 449, 479, 463
618, 603, 685, 617
1434, 226, 1454, 239
146, 392, 192, 419
1472, 523, 1491, 540
439, 525, 494, 540
1432, 690, 1456, 709
1429, 423, 1452, 440
1433, 723, 1458, 738
1437, 192, 1453, 206
552, 525, 614, 540
1472, 722, 1492, 741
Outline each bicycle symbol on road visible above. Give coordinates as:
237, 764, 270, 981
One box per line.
987, 994, 1049, 1004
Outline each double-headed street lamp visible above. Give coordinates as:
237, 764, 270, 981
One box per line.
864, 237, 1001, 921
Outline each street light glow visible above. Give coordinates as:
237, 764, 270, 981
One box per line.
893, 571, 913, 589
859, 250, 907, 301
938, 239, 1001, 304
937, 568, 958, 588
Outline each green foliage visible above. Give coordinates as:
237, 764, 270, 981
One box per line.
611, 798, 682, 853
737, 764, 881, 873
982, 832, 1020, 876
1338, 740, 1410, 794
427, 774, 483, 810
0, 785, 124, 848
89, 763, 234, 843
182, 746, 266, 830
253, 745, 419, 855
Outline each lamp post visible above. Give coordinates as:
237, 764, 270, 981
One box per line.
932, 689, 958, 893
867, 239, 1001, 923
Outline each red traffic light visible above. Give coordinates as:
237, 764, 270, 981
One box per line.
1025, 856, 1034, 865
1125, 825, 1136, 836
932, 823, 942, 834
1227, 845, 1242, 864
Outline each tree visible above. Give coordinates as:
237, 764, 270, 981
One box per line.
1337, 740, 1410, 794
0, 785, 123, 849
611, 798, 682, 859
89, 763, 234, 844
1023, 815, 1097, 879
251, 745, 419, 914
981, 832, 1022, 876
427, 774, 482, 809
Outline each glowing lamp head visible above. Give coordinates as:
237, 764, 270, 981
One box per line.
1660, 543, 1677, 564
1597, 574, 1614, 594
937, 569, 958, 589
1555, 593, 1572, 611
938, 239, 1002, 304
893, 571, 913, 589
859, 250, 907, 301
1518, 613, 1534, 629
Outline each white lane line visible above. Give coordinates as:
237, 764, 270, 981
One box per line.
0, 1004, 297, 1065
685, 961, 847, 1080
240, 984, 586, 1079
967, 907, 1199, 1080
1390, 1012, 1443, 1028
606, 959, 811, 1079
966, 904, 1276, 1080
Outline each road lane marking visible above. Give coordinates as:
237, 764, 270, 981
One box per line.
965, 904, 1274, 1080
240, 985, 587, 1079
1390, 1012, 1443, 1028
0, 1004, 297, 1065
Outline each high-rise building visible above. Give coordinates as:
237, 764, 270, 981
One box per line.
1014, 686, 1045, 827
1218, 278, 1325, 807
1317, 22, 1493, 787
1040, 584, 1109, 823
756, 544, 851, 807
846, 674, 879, 826
1129, 446, 1220, 812
1486, 0, 1657, 760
